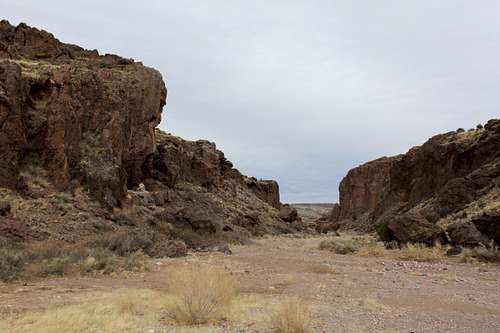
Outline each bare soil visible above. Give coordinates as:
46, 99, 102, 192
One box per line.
2, 236, 500, 332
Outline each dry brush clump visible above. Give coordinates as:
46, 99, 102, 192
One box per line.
0, 237, 149, 282
270, 298, 314, 333
319, 234, 447, 262
0, 289, 166, 333
164, 265, 239, 325
460, 245, 500, 264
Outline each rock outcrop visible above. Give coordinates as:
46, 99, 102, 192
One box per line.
0, 21, 300, 252
0, 20, 166, 207
323, 120, 500, 245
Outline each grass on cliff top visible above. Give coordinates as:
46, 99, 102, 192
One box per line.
6, 58, 61, 79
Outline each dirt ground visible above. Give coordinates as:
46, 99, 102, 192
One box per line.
1, 235, 500, 332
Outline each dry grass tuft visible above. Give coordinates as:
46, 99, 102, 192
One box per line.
319, 234, 446, 263
394, 243, 444, 262
165, 265, 239, 325
460, 245, 500, 264
318, 238, 360, 254
307, 264, 336, 275
0, 239, 149, 282
114, 293, 144, 316
0, 290, 166, 333
270, 298, 314, 333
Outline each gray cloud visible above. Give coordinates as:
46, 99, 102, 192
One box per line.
3, 0, 499, 202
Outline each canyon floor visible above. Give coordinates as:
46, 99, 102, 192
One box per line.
1, 235, 500, 333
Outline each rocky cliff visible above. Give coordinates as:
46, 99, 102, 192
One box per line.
0, 20, 166, 208
323, 120, 500, 245
0, 21, 301, 253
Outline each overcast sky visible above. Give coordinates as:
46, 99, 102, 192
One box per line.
2, 1, 499, 202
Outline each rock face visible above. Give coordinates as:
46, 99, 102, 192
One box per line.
324, 120, 500, 245
0, 20, 166, 208
0, 21, 299, 251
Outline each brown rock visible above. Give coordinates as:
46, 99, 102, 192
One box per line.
279, 204, 299, 222
472, 210, 500, 244
446, 221, 489, 246
387, 213, 444, 245
0, 218, 42, 241
245, 177, 281, 208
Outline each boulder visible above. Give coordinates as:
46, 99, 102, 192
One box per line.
279, 204, 299, 222
472, 210, 500, 244
387, 213, 444, 244
446, 221, 489, 246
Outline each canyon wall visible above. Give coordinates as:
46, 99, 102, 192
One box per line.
324, 120, 500, 245
0, 21, 300, 251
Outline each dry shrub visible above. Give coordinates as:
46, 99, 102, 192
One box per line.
357, 241, 444, 262
319, 234, 445, 262
86, 233, 153, 256
394, 243, 444, 262
318, 238, 360, 254
318, 235, 376, 255
0, 246, 26, 281
0, 239, 149, 282
461, 245, 500, 263
270, 299, 314, 333
0, 289, 164, 333
165, 265, 239, 325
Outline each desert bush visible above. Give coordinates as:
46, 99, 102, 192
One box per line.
461, 245, 500, 263
0, 247, 26, 281
112, 206, 150, 226
270, 299, 314, 333
169, 226, 223, 249
477, 124, 484, 130
165, 265, 239, 325
318, 235, 377, 255
456, 128, 465, 133
81, 247, 120, 273
123, 252, 148, 272
0, 238, 150, 282
319, 238, 360, 254
320, 235, 445, 262
395, 243, 444, 262
87, 233, 153, 256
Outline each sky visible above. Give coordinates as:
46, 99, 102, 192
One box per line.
2, 1, 499, 203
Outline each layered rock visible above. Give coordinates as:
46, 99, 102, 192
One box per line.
324, 120, 500, 245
